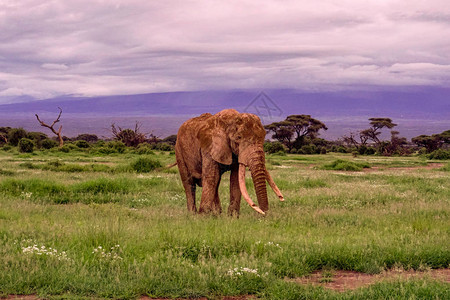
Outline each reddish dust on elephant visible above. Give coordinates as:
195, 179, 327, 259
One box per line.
175, 109, 284, 216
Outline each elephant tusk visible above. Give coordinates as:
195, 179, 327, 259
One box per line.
265, 169, 284, 202
239, 163, 265, 215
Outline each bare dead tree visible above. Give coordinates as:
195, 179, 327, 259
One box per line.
111, 121, 148, 147
35, 107, 64, 147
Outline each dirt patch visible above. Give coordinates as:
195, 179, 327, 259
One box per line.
4, 296, 38, 300
140, 296, 254, 300
289, 268, 450, 292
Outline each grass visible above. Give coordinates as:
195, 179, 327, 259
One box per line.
0, 150, 449, 299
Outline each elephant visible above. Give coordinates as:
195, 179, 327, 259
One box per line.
175, 109, 284, 216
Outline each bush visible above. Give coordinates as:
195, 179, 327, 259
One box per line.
8, 128, 27, 146
95, 147, 117, 154
264, 142, 286, 154
131, 157, 162, 173
299, 144, 317, 155
428, 149, 450, 160
1, 145, 12, 151
59, 145, 71, 153
364, 147, 376, 155
107, 141, 126, 153
94, 140, 106, 147
41, 139, 58, 149
59, 143, 77, 153
320, 159, 370, 171
274, 150, 287, 156
18, 138, 34, 153
75, 133, 98, 143
154, 142, 173, 151
136, 144, 155, 155
75, 140, 90, 148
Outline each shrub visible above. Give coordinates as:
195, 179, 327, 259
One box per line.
136, 144, 155, 155
319, 147, 327, 154
1, 145, 12, 151
75, 140, 90, 148
8, 128, 27, 146
59, 144, 77, 153
264, 141, 286, 154
337, 146, 348, 153
274, 150, 287, 156
321, 159, 370, 171
299, 144, 317, 155
107, 141, 126, 153
41, 139, 58, 149
418, 147, 428, 155
428, 149, 450, 160
75, 133, 98, 143
95, 147, 117, 154
364, 147, 376, 155
94, 140, 106, 147
131, 157, 162, 173
59, 145, 71, 153
154, 142, 173, 151
18, 138, 34, 153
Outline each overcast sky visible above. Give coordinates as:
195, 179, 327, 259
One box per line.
1, 0, 450, 102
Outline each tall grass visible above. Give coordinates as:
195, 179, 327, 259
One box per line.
0, 151, 448, 298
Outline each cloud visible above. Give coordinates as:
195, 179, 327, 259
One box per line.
0, 0, 449, 102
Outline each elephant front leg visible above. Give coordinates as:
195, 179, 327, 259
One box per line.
228, 162, 242, 216
199, 158, 221, 214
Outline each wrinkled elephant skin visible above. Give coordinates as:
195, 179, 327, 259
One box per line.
175, 109, 284, 216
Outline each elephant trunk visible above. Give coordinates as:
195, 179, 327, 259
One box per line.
238, 163, 265, 215
248, 158, 269, 212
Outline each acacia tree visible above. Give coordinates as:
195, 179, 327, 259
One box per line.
342, 117, 406, 155
35, 107, 64, 147
360, 118, 397, 147
382, 130, 409, 156
412, 130, 450, 152
342, 131, 369, 147
265, 115, 327, 150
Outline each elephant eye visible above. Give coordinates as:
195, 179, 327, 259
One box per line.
236, 135, 242, 141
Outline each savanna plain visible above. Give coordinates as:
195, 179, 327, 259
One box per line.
0, 148, 449, 299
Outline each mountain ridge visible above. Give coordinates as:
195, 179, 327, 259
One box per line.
0, 88, 448, 139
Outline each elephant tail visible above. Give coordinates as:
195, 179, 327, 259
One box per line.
166, 162, 177, 168
153, 162, 177, 172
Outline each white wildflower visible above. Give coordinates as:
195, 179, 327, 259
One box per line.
21, 244, 71, 262
92, 245, 122, 261
226, 267, 261, 277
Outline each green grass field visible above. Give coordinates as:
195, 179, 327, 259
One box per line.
0, 149, 449, 299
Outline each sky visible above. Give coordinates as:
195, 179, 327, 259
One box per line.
1, 0, 450, 103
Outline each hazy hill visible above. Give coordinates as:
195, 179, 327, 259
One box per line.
0, 88, 448, 140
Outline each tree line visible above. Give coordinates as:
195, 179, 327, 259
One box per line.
263, 114, 449, 158
0, 109, 448, 159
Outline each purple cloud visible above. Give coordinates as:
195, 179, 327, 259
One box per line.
0, 0, 449, 102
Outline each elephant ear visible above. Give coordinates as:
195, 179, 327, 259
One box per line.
198, 119, 232, 165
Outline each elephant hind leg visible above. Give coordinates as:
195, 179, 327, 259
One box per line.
199, 160, 221, 215
176, 155, 197, 212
